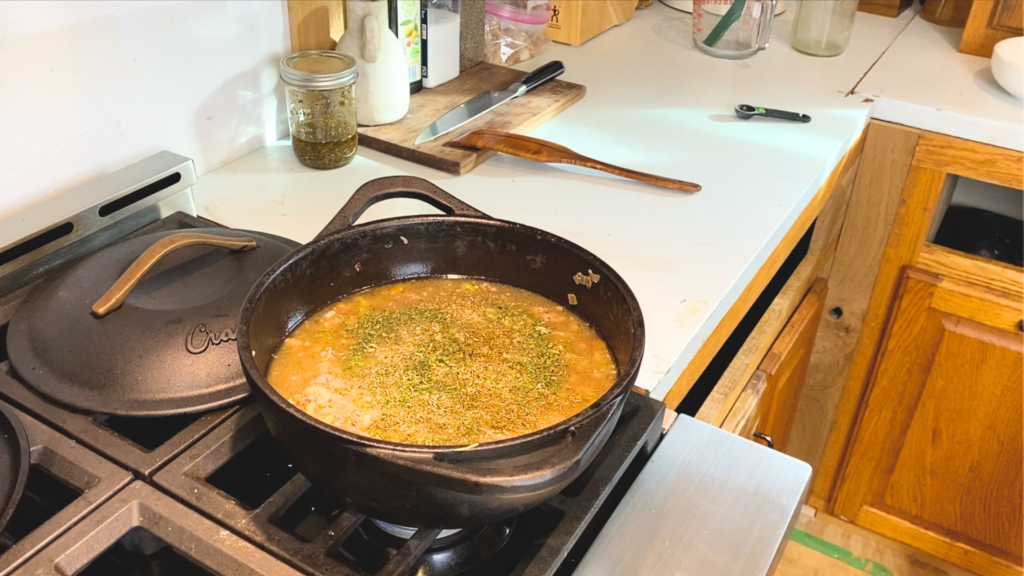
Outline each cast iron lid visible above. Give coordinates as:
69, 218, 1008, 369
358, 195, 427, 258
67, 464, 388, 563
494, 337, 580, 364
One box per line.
6, 228, 297, 417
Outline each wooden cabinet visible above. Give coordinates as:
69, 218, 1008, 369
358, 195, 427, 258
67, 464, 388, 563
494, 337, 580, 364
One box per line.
834, 267, 1023, 576
961, 0, 1024, 57
857, 0, 914, 18
756, 279, 827, 453
808, 127, 1024, 574
722, 279, 829, 452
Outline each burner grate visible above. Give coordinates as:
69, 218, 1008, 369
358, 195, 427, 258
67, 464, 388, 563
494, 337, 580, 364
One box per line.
155, 393, 664, 576
204, 427, 299, 510
77, 526, 217, 576
0, 364, 237, 481
15, 482, 305, 575
0, 407, 131, 575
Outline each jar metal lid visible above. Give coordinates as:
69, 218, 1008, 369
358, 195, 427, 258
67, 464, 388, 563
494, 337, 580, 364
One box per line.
280, 51, 357, 89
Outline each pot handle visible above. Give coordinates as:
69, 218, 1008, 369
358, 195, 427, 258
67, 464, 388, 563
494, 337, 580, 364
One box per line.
91, 233, 258, 318
313, 176, 489, 242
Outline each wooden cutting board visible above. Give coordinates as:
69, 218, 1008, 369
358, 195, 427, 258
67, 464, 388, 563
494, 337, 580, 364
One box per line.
357, 63, 586, 175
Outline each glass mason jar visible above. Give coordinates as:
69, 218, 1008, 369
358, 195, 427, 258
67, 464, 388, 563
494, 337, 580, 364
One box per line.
790, 0, 858, 57
280, 51, 358, 170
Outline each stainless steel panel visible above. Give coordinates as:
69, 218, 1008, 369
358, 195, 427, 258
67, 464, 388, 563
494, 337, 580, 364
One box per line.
575, 415, 811, 576
0, 151, 197, 278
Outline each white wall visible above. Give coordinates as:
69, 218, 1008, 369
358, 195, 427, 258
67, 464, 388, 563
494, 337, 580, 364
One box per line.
0, 0, 291, 221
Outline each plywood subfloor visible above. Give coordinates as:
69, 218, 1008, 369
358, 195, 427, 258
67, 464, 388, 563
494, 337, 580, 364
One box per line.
777, 510, 983, 576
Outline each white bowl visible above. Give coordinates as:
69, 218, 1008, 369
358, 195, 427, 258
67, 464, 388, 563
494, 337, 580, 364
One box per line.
992, 36, 1024, 100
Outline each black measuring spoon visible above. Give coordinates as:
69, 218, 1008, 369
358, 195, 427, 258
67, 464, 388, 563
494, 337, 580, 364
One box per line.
735, 104, 811, 123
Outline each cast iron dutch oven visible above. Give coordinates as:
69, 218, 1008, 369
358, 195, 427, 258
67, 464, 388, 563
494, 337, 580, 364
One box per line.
238, 176, 645, 529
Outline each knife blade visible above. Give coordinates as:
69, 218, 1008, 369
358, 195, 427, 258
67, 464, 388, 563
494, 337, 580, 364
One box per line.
414, 60, 566, 146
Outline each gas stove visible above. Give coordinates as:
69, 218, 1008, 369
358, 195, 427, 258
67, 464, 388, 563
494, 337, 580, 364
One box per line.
154, 397, 662, 576
0, 152, 669, 575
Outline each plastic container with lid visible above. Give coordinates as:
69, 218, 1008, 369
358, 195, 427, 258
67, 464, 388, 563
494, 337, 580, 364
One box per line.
280, 51, 359, 170
484, 0, 551, 66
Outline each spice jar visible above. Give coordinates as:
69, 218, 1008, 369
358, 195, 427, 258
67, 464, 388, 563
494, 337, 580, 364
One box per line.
280, 51, 358, 170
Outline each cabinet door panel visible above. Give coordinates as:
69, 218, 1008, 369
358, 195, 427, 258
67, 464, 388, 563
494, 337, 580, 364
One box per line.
883, 315, 1023, 557
835, 267, 1023, 576
993, 0, 1024, 32
757, 279, 828, 453
960, 0, 1024, 57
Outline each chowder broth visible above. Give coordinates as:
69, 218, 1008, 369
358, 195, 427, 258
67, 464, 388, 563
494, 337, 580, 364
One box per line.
266, 278, 618, 446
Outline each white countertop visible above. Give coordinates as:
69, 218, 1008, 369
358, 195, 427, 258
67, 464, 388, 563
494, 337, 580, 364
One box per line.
191, 3, 914, 400
856, 14, 1024, 151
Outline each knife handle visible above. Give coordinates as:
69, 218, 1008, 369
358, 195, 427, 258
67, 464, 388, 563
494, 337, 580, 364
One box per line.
517, 60, 565, 93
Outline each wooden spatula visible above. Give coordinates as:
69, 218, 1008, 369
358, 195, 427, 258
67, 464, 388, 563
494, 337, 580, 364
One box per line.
448, 129, 701, 192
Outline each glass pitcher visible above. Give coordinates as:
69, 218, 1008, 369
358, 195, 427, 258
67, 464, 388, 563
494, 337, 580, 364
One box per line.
693, 0, 778, 59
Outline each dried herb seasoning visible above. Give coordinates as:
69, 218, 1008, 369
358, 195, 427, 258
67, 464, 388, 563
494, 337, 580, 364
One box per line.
267, 279, 619, 446
292, 132, 358, 170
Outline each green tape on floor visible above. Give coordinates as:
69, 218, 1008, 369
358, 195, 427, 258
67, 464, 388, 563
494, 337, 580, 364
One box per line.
790, 529, 894, 576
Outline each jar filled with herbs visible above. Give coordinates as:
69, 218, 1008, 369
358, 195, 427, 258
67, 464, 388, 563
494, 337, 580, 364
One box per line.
280, 51, 358, 170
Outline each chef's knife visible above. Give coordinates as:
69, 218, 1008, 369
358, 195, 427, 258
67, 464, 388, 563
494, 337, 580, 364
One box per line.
414, 60, 566, 146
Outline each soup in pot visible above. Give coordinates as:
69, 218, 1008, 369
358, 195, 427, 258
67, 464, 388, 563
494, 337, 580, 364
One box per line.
266, 278, 618, 446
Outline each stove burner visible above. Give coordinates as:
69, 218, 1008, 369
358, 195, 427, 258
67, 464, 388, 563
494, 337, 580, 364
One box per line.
339, 517, 516, 575
371, 520, 463, 540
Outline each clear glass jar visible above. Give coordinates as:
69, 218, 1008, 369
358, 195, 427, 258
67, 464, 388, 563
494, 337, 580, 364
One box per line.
280, 51, 358, 170
693, 0, 778, 60
790, 0, 858, 57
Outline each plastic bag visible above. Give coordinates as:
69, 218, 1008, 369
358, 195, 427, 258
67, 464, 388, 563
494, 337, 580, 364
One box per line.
484, 0, 551, 66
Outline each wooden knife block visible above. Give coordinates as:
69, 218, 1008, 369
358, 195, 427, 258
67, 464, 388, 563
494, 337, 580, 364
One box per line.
287, 0, 346, 52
